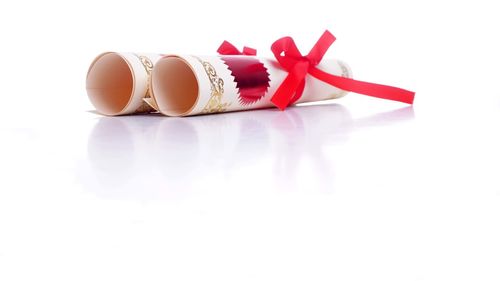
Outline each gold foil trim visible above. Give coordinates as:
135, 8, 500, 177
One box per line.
195, 57, 231, 114
133, 54, 158, 113
339, 61, 349, 78
335, 61, 350, 98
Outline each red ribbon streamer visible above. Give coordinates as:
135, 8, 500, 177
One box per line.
218, 30, 415, 110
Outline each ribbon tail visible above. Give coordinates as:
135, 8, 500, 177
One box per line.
306, 30, 336, 65
217, 41, 240, 55
289, 80, 305, 105
271, 61, 310, 110
309, 67, 415, 104
242, 46, 257, 56
271, 74, 300, 110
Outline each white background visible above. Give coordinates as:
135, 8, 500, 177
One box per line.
1, 0, 499, 280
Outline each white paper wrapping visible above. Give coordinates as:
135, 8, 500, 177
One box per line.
150, 55, 352, 116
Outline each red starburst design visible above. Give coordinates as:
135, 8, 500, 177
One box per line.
221, 56, 271, 105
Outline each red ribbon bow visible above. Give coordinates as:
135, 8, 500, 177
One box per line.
217, 40, 257, 56
218, 30, 415, 110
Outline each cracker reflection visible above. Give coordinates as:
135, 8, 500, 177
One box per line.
83, 105, 414, 199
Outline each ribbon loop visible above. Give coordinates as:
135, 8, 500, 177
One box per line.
271, 36, 303, 70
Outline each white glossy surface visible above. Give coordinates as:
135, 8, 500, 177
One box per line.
1, 0, 500, 280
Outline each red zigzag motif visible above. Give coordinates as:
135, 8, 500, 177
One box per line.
221, 56, 271, 105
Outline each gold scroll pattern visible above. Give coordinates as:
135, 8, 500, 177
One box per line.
133, 54, 157, 113
335, 61, 350, 97
195, 57, 231, 114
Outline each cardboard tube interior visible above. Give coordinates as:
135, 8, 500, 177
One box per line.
86, 53, 134, 115
152, 56, 199, 116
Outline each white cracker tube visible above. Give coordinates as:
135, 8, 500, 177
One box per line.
150, 55, 352, 116
86, 52, 163, 115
